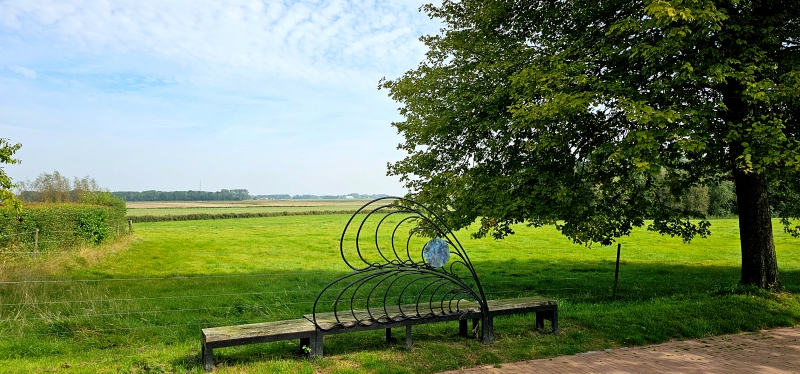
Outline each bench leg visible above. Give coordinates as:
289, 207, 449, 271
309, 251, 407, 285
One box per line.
552, 307, 559, 335
309, 330, 324, 358
481, 315, 494, 344
459, 319, 468, 337
202, 343, 213, 372
405, 325, 412, 351
536, 309, 559, 335
300, 337, 310, 354
386, 328, 393, 342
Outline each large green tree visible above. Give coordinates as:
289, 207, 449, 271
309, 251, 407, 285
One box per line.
383, 0, 800, 289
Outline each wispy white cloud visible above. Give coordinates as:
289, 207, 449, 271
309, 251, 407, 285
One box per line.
0, 0, 436, 85
0, 0, 440, 194
7, 65, 36, 78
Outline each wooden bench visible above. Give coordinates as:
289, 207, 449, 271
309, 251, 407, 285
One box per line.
200, 197, 558, 371
201, 296, 556, 369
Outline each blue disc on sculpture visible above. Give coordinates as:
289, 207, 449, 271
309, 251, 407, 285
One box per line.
423, 238, 450, 268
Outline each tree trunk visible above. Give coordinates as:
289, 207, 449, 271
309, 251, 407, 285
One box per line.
733, 169, 780, 289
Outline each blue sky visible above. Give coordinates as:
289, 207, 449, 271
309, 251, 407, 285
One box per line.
0, 0, 441, 195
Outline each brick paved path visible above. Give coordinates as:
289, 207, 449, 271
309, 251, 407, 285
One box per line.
441, 327, 800, 374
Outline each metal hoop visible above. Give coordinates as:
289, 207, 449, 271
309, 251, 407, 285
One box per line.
311, 197, 488, 331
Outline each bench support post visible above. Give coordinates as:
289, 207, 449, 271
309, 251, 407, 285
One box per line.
310, 330, 324, 358
459, 319, 468, 337
386, 328, 393, 342
202, 343, 213, 372
405, 325, 412, 351
552, 308, 558, 335
536, 309, 559, 335
481, 315, 494, 344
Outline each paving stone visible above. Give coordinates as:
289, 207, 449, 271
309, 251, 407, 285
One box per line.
440, 327, 800, 374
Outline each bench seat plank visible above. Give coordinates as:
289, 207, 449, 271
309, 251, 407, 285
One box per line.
203, 318, 316, 347
307, 302, 482, 331
305, 297, 557, 342
306, 309, 483, 333
307, 297, 556, 330
462, 296, 558, 315
202, 318, 320, 371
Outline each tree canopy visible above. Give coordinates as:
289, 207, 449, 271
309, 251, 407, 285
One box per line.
383, 0, 800, 288
0, 138, 21, 212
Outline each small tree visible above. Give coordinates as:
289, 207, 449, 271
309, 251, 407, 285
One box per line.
72, 175, 101, 201
19, 172, 103, 203
19, 171, 71, 203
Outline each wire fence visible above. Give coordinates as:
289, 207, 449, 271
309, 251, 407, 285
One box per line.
0, 271, 321, 284
0, 222, 131, 253
0, 272, 586, 339
0, 230, 40, 238
0, 278, 582, 307
0, 229, 69, 252
0, 222, 608, 347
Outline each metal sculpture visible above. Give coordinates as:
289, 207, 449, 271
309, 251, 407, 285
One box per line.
310, 197, 489, 336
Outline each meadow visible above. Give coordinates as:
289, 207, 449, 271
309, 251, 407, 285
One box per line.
125, 199, 366, 217
1, 213, 799, 373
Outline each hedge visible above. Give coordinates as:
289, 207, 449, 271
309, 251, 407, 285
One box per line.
0, 201, 127, 252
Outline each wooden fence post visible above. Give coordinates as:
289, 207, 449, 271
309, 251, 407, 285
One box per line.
128, 219, 133, 234
613, 243, 621, 298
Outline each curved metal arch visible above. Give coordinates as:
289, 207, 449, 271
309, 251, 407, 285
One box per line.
312, 196, 489, 331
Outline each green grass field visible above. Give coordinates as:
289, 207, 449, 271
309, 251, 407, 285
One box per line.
1, 215, 799, 373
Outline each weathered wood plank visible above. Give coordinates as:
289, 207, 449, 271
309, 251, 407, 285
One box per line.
457, 296, 557, 312
306, 310, 484, 333
488, 296, 557, 310
202, 319, 320, 371
203, 318, 315, 345
310, 302, 480, 320
307, 297, 556, 329
306, 303, 482, 331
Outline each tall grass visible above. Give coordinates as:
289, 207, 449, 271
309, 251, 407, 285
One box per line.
0, 215, 798, 373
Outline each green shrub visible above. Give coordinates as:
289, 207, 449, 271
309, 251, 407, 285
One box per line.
76, 208, 109, 244
0, 199, 126, 252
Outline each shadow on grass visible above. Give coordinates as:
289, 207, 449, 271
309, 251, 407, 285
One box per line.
476, 258, 796, 301
161, 261, 800, 372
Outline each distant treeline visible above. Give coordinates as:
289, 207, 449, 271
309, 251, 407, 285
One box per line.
112, 191, 389, 202
255, 193, 389, 200
129, 210, 360, 223
113, 189, 251, 201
